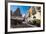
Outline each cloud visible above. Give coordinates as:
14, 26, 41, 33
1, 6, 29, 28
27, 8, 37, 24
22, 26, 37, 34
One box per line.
22, 14, 25, 17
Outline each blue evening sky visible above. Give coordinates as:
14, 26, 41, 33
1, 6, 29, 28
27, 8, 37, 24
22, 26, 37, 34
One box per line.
10, 5, 31, 15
